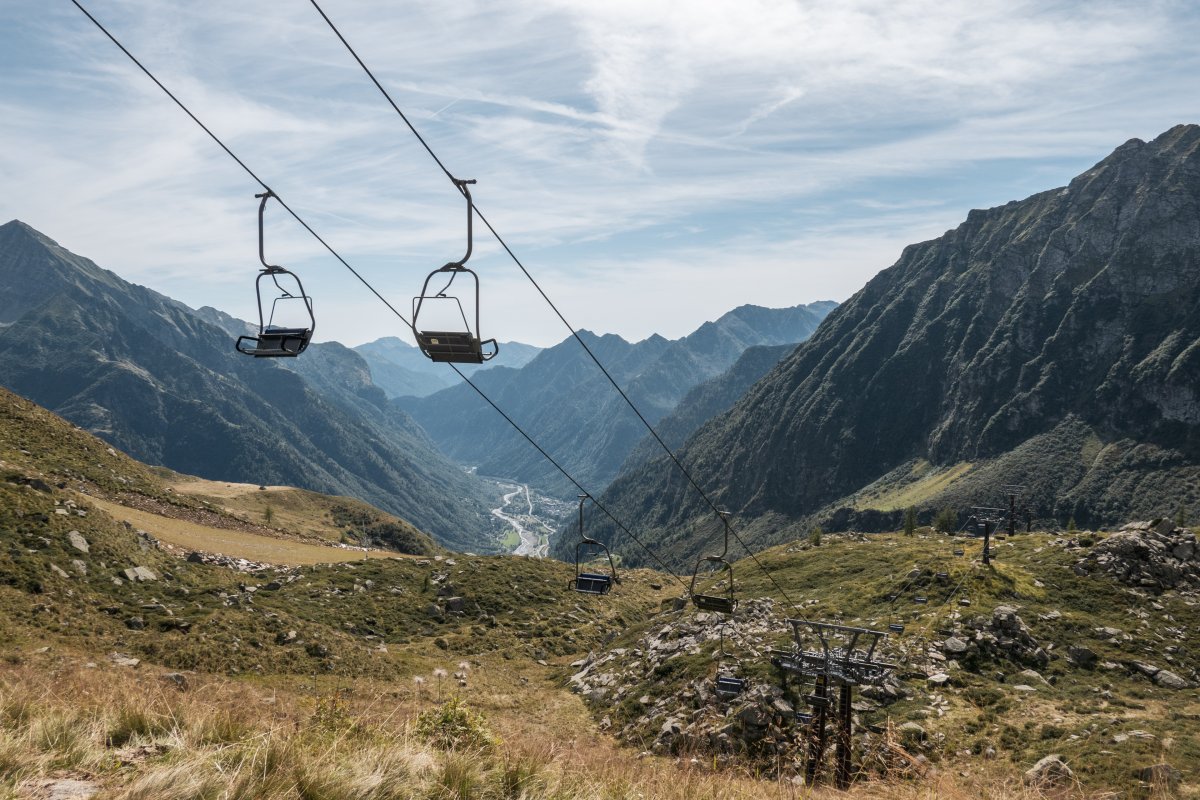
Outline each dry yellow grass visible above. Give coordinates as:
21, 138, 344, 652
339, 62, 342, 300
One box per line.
0, 658, 1140, 800
169, 477, 356, 542
854, 461, 975, 512
84, 496, 401, 566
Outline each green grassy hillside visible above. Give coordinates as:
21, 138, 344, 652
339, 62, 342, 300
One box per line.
2, 386, 1198, 798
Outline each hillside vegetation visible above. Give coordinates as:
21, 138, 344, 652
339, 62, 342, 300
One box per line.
2, 386, 1198, 797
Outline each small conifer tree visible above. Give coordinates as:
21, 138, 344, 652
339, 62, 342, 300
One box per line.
903, 506, 917, 537
810, 526, 822, 547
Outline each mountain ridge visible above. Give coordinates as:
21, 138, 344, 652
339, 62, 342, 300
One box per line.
398, 301, 836, 495
583, 124, 1200, 568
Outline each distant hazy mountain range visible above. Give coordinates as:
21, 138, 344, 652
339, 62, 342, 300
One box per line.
398, 302, 837, 495
574, 124, 1200, 570
354, 336, 542, 398
0, 220, 491, 551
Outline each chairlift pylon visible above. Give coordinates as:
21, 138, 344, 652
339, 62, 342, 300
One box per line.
411, 179, 498, 364
567, 495, 617, 595
690, 511, 737, 614
235, 190, 315, 358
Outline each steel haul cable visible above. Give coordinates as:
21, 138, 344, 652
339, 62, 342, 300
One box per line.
69, 0, 689, 593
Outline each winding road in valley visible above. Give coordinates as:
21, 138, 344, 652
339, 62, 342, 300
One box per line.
490, 482, 557, 557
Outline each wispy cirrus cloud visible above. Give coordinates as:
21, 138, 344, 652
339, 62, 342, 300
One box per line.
1, 0, 1197, 345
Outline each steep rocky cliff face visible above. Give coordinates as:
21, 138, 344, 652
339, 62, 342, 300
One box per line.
590, 125, 1200, 567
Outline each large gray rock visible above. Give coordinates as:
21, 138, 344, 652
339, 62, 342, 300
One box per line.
123, 566, 157, 582
1024, 754, 1073, 788
1138, 763, 1182, 790
66, 530, 89, 554
1068, 645, 1098, 668
943, 636, 969, 655
1153, 669, 1190, 689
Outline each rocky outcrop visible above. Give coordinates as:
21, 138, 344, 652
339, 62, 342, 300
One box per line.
1073, 521, 1200, 591
955, 605, 1049, 668
568, 599, 906, 766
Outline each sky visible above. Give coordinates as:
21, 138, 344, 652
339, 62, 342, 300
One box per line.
2, 1, 1199, 348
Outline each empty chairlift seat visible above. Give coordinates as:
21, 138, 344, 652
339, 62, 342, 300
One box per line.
691, 511, 738, 614
715, 674, 746, 699
411, 178, 498, 365
567, 496, 618, 596
570, 571, 612, 595
235, 191, 315, 359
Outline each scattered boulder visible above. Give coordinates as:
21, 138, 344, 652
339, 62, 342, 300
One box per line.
1024, 754, 1073, 788
1067, 645, 1097, 668
1138, 763, 1182, 790
66, 530, 89, 554
16, 776, 99, 800
1152, 669, 1191, 690
123, 566, 157, 582
943, 636, 969, 655
162, 672, 189, 690
898, 721, 927, 744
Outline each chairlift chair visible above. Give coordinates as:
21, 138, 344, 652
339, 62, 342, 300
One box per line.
411, 179, 498, 364
914, 596, 928, 604
713, 621, 746, 699
953, 548, 965, 557
690, 511, 737, 614
235, 191, 315, 358
935, 571, 949, 580
888, 623, 905, 633
715, 675, 747, 698
568, 495, 617, 595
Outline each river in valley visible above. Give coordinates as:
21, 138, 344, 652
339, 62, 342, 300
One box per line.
479, 476, 573, 557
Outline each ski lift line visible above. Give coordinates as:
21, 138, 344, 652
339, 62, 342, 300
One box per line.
305, 1, 804, 613
913, 562, 974, 642
448, 364, 690, 592
69, 0, 415, 333
307, 0, 459, 189
71, 3, 695, 592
